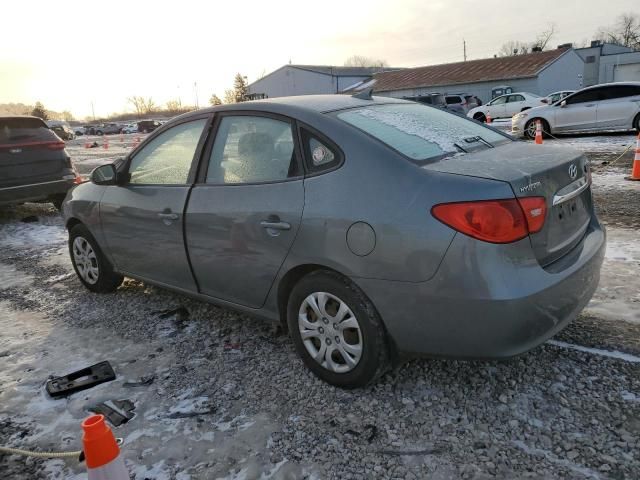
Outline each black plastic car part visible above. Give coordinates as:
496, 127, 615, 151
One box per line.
46, 361, 116, 398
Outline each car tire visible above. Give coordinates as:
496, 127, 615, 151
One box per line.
51, 194, 66, 211
473, 112, 487, 123
525, 118, 549, 139
96, 131, 104, 136
69, 224, 123, 293
633, 113, 640, 133
287, 270, 390, 388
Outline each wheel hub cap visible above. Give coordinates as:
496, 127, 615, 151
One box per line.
298, 292, 363, 373
72, 237, 99, 285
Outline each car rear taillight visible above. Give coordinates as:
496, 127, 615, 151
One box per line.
431, 197, 546, 244
517, 196, 547, 233
46, 141, 66, 150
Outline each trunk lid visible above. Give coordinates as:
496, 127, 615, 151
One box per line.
423, 142, 592, 266
0, 117, 69, 188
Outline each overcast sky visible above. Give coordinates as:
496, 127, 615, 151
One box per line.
0, 0, 637, 118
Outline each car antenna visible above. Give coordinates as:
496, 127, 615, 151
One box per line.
352, 88, 374, 100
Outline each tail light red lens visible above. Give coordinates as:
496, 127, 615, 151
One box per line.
432, 197, 546, 244
46, 141, 66, 150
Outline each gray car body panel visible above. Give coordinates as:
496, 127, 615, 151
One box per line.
63, 95, 606, 359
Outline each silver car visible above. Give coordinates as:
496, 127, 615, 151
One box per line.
63, 94, 605, 388
513, 82, 640, 138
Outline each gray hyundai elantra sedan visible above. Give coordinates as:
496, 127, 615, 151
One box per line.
63, 93, 605, 388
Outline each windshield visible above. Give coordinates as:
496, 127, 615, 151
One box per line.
336, 103, 510, 162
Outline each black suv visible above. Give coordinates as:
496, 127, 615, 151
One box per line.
0, 116, 79, 210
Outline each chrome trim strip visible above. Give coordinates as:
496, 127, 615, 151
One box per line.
0, 179, 68, 191
552, 176, 590, 206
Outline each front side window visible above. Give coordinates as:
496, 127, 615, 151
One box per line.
565, 89, 601, 105
128, 119, 207, 185
490, 96, 507, 105
445, 96, 461, 105
206, 116, 297, 184
336, 103, 509, 162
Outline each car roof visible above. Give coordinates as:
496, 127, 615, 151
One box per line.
194, 94, 409, 116
581, 81, 640, 90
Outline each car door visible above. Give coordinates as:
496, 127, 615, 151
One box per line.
99, 115, 210, 290
487, 95, 507, 118
552, 88, 601, 132
185, 112, 304, 308
505, 94, 526, 116
594, 85, 640, 129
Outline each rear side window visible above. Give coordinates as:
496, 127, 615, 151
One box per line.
600, 85, 640, 100
300, 128, 341, 173
206, 116, 299, 184
507, 95, 525, 102
445, 96, 461, 104
336, 103, 509, 162
0, 117, 53, 145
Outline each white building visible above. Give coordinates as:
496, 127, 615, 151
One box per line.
247, 65, 399, 99
575, 41, 640, 86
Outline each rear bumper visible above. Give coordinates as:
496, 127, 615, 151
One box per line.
354, 217, 606, 359
0, 178, 75, 206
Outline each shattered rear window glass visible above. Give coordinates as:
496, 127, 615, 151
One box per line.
336, 103, 509, 161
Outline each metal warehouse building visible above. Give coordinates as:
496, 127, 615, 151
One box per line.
247, 65, 399, 99
368, 48, 586, 103
575, 41, 640, 86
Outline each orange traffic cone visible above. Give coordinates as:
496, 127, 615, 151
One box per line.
485, 113, 492, 124
627, 132, 640, 181
103, 136, 109, 150
82, 415, 129, 479
535, 120, 543, 145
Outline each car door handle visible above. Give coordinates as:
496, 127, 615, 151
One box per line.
158, 213, 179, 220
260, 221, 291, 231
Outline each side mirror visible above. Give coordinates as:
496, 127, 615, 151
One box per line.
91, 164, 118, 185
560, 100, 567, 108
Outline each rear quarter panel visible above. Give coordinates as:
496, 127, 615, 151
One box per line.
280, 114, 516, 283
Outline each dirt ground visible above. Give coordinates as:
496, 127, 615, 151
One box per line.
0, 132, 639, 480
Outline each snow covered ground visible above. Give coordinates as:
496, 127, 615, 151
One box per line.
1, 133, 639, 479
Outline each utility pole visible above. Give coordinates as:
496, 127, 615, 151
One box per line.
463, 39, 467, 62
91, 101, 95, 121
194, 82, 199, 109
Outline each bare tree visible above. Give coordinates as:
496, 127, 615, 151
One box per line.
61, 110, 74, 122
223, 89, 236, 104
127, 96, 156, 116
498, 40, 530, 56
344, 55, 388, 68
595, 13, 640, 49
165, 99, 183, 112
532, 23, 556, 50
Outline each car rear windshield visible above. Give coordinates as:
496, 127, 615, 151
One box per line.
336, 103, 510, 162
0, 117, 53, 145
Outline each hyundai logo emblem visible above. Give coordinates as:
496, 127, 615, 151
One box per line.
568, 164, 578, 179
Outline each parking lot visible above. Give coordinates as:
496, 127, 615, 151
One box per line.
1, 132, 639, 479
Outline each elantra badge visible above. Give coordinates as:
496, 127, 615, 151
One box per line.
520, 181, 541, 193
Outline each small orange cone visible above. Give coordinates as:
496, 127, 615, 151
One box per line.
627, 132, 640, 181
485, 113, 492, 124
82, 415, 129, 479
535, 120, 543, 145
103, 136, 109, 150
